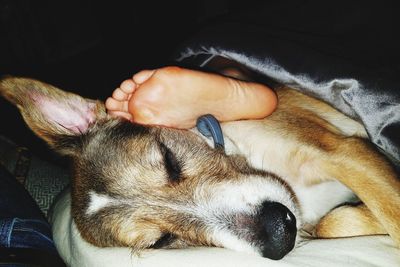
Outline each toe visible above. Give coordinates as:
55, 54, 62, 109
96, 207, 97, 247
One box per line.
105, 97, 129, 112
120, 79, 137, 94
108, 110, 133, 121
133, 70, 155, 84
112, 88, 131, 101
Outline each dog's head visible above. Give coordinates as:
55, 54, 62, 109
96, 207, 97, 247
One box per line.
0, 77, 300, 260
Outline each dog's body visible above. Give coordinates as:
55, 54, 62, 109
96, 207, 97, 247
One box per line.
1, 76, 399, 260
220, 88, 363, 225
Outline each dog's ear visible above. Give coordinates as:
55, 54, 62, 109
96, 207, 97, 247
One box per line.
0, 76, 107, 155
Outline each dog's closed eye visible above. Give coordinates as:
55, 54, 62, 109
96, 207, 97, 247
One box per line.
160, 143, 182, 183
150, 233, 177, 249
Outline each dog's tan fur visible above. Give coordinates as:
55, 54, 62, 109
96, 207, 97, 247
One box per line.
1, 71, 399, 259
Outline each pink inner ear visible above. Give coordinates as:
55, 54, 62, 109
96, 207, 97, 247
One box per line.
33, 94, 97, 135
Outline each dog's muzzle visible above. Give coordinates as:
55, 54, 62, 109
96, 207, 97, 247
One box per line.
197, 115, 297, 259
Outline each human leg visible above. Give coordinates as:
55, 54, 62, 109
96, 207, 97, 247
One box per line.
0, 164, 65, 266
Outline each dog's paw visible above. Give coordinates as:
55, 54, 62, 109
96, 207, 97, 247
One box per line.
315, 204, 387, 238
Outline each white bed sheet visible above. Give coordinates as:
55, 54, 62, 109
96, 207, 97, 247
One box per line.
50, 190, 400, 267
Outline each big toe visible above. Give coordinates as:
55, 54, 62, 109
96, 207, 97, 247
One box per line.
132, 69, 156, 84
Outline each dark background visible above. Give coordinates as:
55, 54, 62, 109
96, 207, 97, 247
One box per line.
0, 0, 239, 99
0, 0, 261, 160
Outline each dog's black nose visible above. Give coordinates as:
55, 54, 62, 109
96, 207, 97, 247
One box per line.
258, 201, 297, 260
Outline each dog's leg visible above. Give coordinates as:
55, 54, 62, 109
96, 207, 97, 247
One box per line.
322, 137, 400, 246
315, 204, 386, 238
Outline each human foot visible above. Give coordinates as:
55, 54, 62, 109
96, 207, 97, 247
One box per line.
105, 69, 162, 122
106, 66, 277, 129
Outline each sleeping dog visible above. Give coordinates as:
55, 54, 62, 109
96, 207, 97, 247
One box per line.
1, 73, 399, 260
